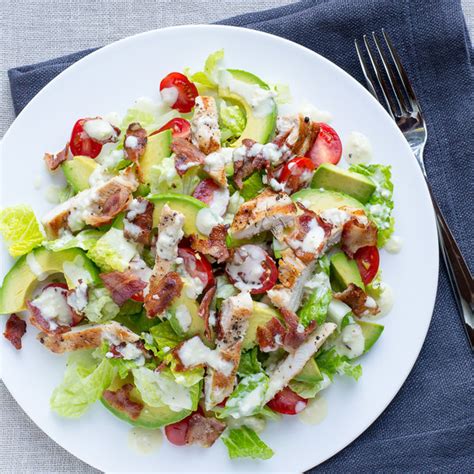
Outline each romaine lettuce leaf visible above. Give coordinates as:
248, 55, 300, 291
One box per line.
219, 100, 246, 145
289, 373, 332, 399
349, 164, 394, 246
149, 321, 183, 350
44, 229, 103, 252
238, 347, 263, 377
83, 287, 120, 323
0, 205, 44, 257
188, 49, 224, 88
221, 426, 274, 460
316, 347, 362, 381
240, 172, 264, 201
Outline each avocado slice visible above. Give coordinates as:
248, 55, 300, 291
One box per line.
0, 247, 99, 313
330, 252, 364, 291
311, 163, 376, 204
242, 301, 281, 350
62, 155, 98, 193
149, 193, 207, 237
219, 69, 277, 147
357, 320, 384, 354
293, 358, 323, 384
168, 288, 206, 339
292, 188, 365, 213
101, 375, 199, 429
139, 129, 172, 185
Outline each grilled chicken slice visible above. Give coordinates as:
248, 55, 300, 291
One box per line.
230, 189, 297, 241
273, 114, 319, 159
42, 167, 138, 238
191, 96, 221, 155
263, 323, 337, 403
204, 292, 253, 409
37, 321, 139, 354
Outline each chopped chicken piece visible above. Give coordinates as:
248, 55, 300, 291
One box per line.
191, 96, 221, 155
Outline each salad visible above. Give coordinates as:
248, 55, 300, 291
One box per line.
0, 50, 397, 460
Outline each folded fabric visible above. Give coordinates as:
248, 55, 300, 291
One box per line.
7, 0, 474, 472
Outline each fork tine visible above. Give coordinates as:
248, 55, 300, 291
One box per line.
362, 34, 398, 119
382, 29, 421, 113
354, 39, 381, 102
371, 31, 409, 114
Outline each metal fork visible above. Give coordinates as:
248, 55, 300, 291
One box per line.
355, 30, 474, 351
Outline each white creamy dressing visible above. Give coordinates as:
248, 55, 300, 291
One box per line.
319, 208, 350, 227
299, 101, 333, 123
160, 86, 179, 106
304, 270, 331, 301
26, 253, 48, 281
290, 217, 325, 253
123, 198, 149, 240
344, 131, 373, 164
208, 186, 230, 217
226, 245, 266, 292
117, 342, 145, 366
226, 415, 267, 433
367, 203, 391, 227
195, 208, 223, 236
369, 281, 394, 318
156, 210, 184, 260
177, 336, 234, 376
174, 304, 192, 332
125, 135, 139, 149
182, 275, 205, 299
66, 281, 88, 313
83, 118, 116, 142
89, 150, 125, 187
223, 191, 244, 225
225, 375, 267, 419
128, 427, 163, 455
220, 71, 275, 118
384, 234, 403, 253
62, 256, 92, 286
269, 177, 285, 192
298, 396, 328, 425
31, 286, 72, 330
336, 323, 365, 359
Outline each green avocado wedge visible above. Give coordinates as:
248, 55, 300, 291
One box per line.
330, 252, 365, 291
292, 188, 365, 212
148, 193, 206, 237
357, 320, 384, 354
219, 69, 277, 147
242, 301, 281, 350
0, 247, 99, 313
138, 129, 172, 185
62, 155, 98, 193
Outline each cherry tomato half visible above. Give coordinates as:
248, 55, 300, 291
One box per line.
226, 245, 278, 295
130, 291, 144, 303
267, 387, 308, 415
160, 72, 198, 113
278, 156, 316, 193
152, 118, 191, 139
192, 178, 221, 205
164, 414, 192, 446
306, 123, 342, 168
69, 118, 103, 158
178, 247, 215, 289
354, 246, 380, 285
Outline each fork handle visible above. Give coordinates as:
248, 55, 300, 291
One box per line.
428, 187, 474, 351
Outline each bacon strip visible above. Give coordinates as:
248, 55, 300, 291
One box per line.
123, 198, 154, 245
144, 272, 183, 318
44, 143, 70, 171
280, 307, 316, 350
334, 283, 380, 316
102, 384, 143, 420
124, 122, 147, 164
171, 137, 205, 176
3, 314, 27, 350
27, 301, 71, 335
186, 412, 226, 447
341, 217, 378, 258
256, 317, 286, 352
233, 139, 260, 188
190, 225, 229, 263
198, 285, 216, 340
100, 271, 147, 306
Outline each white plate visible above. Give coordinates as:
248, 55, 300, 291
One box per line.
0, 25, 438, 472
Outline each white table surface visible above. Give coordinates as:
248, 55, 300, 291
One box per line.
0, 1, 472, 472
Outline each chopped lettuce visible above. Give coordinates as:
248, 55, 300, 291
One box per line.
216, 275, 238, 300
44, 229, 103, 252
149, 158, 199, 196
219, 100, 246, 145
290, 373, 332, 399
50, 350, 115, 418
221, 426, 274, 460
171, 365, 204, 388
238, 347, 263, 377
349, 164, 394, 246
270, 83, 292, 105
298, 256, 332, 327
149, 321, 183, 351
83, 287, 120, 323
188, 49, 224, 88
316, 347, 362, 381
240, 172, 265, 201
87, 228, 137, 272
0, 205, 44, 257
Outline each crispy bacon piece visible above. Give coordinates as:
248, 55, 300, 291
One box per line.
27, 301, 71, 335
233, 139, 260, 188
144, 272, 183, 318
273, 115, 319, 157
256, 317, 286, 352
171, 137, 205, 176
100, 271, 147, 306
334, 283, 380, 316
185, 412, 226, 447
190, 225, 229, 263
124, 122, 147, 164
3, 314, 27, 350
280, 307, 316, 350
198, 285, 216, 340
123, 198, 154, 245
341, 217, 378, 258
44, 143, 70, 171
102, 384, 143, 420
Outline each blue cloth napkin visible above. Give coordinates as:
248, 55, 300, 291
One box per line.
8, 0, 474, 472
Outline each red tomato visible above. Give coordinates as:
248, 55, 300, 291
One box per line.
267, 387, 307, 415
354, 246, 380, 285
152, 118, 191, 139
306, 123, 342, 168
164, 415, 192, 446
160, 72, 198, 113
226, 245, 278, 294
130, 291, 144, 303
192, 178, 221, 205
178, 247, 215, 289
278, 156, 316, 193
69, 118, 103, 158
42, 283, 83, 326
